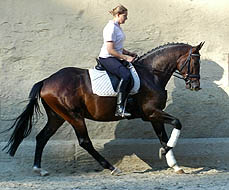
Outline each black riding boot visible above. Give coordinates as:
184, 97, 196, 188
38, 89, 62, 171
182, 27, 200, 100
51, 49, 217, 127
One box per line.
115, 79, 131, 117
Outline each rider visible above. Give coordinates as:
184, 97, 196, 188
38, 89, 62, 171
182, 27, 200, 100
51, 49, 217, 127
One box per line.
98, 4, 137, 117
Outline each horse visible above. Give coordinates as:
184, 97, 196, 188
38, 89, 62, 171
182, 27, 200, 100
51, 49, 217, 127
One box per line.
2, 42, 204, 176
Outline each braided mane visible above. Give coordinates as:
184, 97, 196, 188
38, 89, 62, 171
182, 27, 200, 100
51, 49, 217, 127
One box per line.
135, 42, 191, 63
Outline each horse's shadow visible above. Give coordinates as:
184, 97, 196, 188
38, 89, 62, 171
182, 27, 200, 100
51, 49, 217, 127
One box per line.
101, 59, 229, 173
165, 59, 229, 138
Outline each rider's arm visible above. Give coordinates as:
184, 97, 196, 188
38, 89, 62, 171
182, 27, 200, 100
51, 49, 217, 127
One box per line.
106, 41, 134, 62
123, 48, 138, 58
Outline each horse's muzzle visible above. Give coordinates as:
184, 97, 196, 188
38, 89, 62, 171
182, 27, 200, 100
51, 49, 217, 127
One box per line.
186, 81, 201, 91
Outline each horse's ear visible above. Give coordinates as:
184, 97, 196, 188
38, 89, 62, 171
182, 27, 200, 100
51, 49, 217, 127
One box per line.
196, 41, 205, 51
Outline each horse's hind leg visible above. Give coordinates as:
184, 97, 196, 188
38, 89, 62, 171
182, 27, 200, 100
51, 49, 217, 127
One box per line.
151, 121, 169, 153
70, 118, 120, 175
33, 99, 65, 176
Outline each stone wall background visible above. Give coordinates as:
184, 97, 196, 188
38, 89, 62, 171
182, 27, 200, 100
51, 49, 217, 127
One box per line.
1, 0, 229, 143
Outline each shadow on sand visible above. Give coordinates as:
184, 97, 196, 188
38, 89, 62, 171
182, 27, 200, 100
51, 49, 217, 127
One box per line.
100, 59, 229, 173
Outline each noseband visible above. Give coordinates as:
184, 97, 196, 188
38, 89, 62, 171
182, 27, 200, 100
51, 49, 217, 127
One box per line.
173, 48, 200, 85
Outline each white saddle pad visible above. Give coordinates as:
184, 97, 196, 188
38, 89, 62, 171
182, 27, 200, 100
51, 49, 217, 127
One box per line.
89, 63, 140, 97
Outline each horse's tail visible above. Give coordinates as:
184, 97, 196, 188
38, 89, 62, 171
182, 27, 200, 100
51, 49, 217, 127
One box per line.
2, 80, 44, 156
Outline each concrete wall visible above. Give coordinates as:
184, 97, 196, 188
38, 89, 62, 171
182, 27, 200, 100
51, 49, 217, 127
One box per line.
1, 0, 229, 144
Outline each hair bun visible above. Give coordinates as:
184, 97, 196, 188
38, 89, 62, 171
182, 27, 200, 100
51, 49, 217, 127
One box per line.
109, 4, 127, 16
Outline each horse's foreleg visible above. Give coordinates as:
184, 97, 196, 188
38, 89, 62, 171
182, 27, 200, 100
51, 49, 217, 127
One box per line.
151, 121, 168, 147
149, 110, 184, 173
71, 118, 121, 175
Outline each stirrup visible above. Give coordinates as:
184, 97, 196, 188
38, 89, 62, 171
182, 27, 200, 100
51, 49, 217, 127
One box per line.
115, 105, 131, 118
115, 111, 131, 118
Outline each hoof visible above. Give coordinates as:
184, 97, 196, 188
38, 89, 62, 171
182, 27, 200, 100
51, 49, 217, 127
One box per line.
33, 166, 49, 176
40, 170, 49, 176
159, 147, 166, 159
175, 168, 185, 174
111, 167, 122, 176
172, 164, 185, 174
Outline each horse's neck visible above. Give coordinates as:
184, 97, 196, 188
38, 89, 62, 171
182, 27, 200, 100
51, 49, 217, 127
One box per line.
135, 45, 191, 89
139, 56, 178, 88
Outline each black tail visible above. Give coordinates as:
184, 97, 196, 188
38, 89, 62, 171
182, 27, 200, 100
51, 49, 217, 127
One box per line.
2, 81, 44, 156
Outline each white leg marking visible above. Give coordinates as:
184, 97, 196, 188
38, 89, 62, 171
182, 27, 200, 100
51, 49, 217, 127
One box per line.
165, 149, 177, 168
33, 166, 49, 176
172, 164, 183, 173
111, 167, 122, 175
165, 150, 182, 173
167, 128, 180, 147
159, 147, 166, 159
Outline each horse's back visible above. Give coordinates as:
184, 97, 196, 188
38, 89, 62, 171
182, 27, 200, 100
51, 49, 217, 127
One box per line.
40, 67, 91, 100
47, 66, 88, 83
52, 67, 88, 78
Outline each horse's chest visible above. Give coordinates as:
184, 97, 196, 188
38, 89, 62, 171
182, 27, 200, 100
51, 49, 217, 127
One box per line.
143, 89, 168, 109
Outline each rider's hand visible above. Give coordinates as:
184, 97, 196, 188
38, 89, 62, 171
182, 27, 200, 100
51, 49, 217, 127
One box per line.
130, 52, 138, 58
125, 55, 135, 63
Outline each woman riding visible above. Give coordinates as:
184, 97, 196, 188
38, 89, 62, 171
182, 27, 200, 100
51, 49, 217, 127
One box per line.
98, 4, 137, 118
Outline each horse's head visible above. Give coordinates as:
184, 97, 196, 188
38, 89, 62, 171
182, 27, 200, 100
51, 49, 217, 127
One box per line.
176, 42, 205, 91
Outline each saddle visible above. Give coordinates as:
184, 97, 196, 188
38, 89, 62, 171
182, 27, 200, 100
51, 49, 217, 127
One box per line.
95, 58, 125, 91
88, 58, 140, 97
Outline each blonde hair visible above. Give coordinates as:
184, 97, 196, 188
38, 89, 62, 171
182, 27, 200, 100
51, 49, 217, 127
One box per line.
109, 4, 128, 16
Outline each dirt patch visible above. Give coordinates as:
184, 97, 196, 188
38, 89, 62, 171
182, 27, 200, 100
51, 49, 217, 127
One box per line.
1, 155, 229, 190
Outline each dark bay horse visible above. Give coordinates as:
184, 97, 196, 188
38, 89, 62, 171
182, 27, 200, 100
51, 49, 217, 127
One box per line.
3, 42, 204, 176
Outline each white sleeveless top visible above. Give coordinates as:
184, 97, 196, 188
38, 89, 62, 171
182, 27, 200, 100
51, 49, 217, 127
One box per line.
99, 20, 126, 58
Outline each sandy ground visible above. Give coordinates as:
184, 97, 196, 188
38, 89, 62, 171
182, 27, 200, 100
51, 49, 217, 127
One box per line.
1, 156, 229, 190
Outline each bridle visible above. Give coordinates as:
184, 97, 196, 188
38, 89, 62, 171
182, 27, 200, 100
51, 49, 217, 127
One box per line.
173, 48, 200, 86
